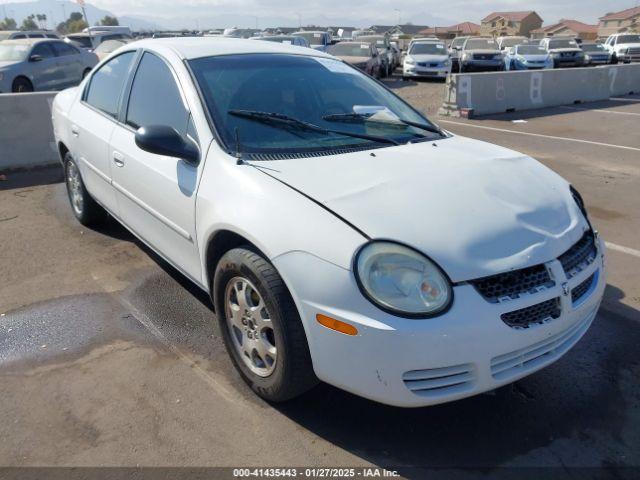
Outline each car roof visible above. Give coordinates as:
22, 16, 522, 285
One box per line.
0, 38, 57, 46
125, 37, 332, 60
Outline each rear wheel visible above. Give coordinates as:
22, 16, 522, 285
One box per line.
213, 248, 318, 402
12, 77, 33, 93
64, 153, 106, 226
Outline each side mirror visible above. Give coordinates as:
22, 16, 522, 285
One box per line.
135, 125, 200, 166
29, 54, 43, 62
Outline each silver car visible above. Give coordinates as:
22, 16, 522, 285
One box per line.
0, 38, 98, 93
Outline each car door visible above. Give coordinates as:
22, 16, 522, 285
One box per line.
109, 51, 203, 281
69, 51, 138, 215
50, 41, 84, 87
28, 42, 58, 90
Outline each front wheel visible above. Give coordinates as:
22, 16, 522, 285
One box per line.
12, 77, 33, 93
213, 248, 318, 402
64, 153, 106, 226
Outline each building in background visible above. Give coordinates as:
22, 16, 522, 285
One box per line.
418, 22, 480, 40
480, 11, 543, 37
531, 19, 598, 41
598, 7, 640, 38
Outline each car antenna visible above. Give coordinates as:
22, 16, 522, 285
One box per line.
234, 127, 244, 165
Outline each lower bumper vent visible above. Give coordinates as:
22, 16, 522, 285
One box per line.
403, 364, 475, 398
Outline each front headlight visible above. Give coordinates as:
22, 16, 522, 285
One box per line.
462, 53, 470, 60
443, 58, 451, 66
404, 57, 415, 65
354, 241, 452, 317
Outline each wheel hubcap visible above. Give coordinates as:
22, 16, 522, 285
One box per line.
66, 161, 84, 216
225, 277, 277, 377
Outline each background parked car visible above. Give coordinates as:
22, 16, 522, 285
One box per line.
603, 33, 640, 63
0, 38, 97, 93
540, 37, 585, 68
327, 41, 381, 77
356, 35, 393, 76
65, 31, 133, 51
291, 31, 331, 51
581, 43, 612, 65
403, 40, 451, 80
448, 36, 469, 72
0, 30, 60, 41
459, 37, 504, 72
504, 44, 553, 70
496, 36, 529, 51
93, 39, 134, 61
251, 35, 310, 47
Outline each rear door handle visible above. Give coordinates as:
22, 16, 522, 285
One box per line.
113, 151, 125, 167
71, 125, 79, 137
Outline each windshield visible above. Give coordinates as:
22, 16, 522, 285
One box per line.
548, 39, 578, 49
516, 45, 546, 55
0, 44, 30, 62
293, 32, 326, 45
409, 43, 446, 55
450, 37, 466, 48
465, 38, 497, 50
328, 43, 371, 56
66, 35, 92, 48
581, 44, 606, 52
189, 54, 441, 156
618, 35, 640, 43
500, 38, 527, 48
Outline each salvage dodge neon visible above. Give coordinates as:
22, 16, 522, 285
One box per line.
52, 38, 605, 407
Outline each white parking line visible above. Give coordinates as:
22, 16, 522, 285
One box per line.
438, 120, 640, 152
559, 105, 640, 116
605, 242, 640, 259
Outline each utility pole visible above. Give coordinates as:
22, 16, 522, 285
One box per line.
394, 8, 401, 26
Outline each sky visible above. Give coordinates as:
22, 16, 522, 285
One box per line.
5, 0, 638, 29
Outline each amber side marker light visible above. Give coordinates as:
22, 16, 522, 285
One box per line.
316, 314, 358, 336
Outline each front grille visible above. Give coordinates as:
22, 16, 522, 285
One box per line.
558, 231, 597, 279
561, 52, 576, 58
470, 264, 554, 303
403, 364, 475, 398
501, 297, 561, 329
629, 47, 640, 55
572, 273, 596, 304
474, 54, 496, 60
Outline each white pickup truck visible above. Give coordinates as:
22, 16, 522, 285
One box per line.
603, 33, 640, 63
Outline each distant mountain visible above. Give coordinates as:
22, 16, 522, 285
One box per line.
119, 15, 164, 32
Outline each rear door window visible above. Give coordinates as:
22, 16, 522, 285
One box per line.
31, 42, 56, 59
85, 51, 136, 118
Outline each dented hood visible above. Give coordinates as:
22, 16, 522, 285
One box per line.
261, 135, 587, 282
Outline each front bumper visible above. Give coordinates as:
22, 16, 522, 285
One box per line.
618, 53, 640, 63
403, 63, 450, 78
274, 237, 606, 408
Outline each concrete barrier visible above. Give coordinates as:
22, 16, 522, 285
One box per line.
0, 92, 59, 171
439, 64, 640, 117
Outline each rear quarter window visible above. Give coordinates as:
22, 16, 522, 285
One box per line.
85, 51, 137, 118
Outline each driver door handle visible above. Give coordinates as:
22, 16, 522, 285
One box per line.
113, 151, 125, 167
71, 125, 79, 137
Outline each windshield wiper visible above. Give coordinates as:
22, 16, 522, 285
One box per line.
322, 112, 444, 136
228, 109, 400, 146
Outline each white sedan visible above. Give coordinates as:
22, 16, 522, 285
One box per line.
52, 38, 605, 407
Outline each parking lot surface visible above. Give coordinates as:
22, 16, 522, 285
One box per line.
1, 82, 639, 476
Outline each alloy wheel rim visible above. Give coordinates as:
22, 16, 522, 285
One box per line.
66, 161, 84, 216
225, 277, 277, 377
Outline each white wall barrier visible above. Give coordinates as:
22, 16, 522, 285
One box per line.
439, 64, 640, 117
0, 92, 59, 171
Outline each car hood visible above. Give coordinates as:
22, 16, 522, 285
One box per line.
465, 49, 501, 55
408, 54, 449, 62
549, 48, 582, 53
518, 54, 550, 61
339, 55, 370, 64
0, 60, 20, 69
259, 136, 585, 282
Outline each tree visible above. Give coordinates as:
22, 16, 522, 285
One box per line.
0, 17, 18, 30
99, 16, 119, 26
21, 14, 39, 31
57, 12, 87, 34
36, 13, 47, 29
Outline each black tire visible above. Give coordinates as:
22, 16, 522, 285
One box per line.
12, 77, 33, 93
63, 152, 106, 226
213, 248, 318, 402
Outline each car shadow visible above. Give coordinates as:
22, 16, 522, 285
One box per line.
0, 164, 64, 191
272, 283, 640, 476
